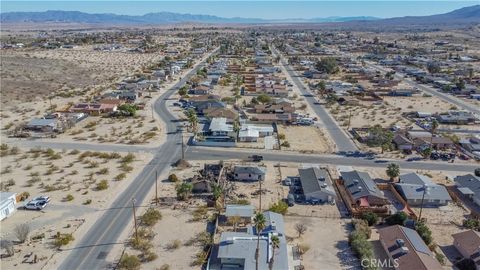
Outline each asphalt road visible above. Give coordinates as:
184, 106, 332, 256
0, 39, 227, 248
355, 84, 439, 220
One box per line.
185, 146, 478, 173
58, 51, 215, 270
273, 47, 358, 152
367, 62, 480, 115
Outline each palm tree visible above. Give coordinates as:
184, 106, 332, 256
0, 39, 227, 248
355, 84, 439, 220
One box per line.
254, 212, 266, 270
430, 119, 439, 150
269, 235, 280, 270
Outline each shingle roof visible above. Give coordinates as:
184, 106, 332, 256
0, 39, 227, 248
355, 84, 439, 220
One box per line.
233, 166, 266, 176
455, 174, 480, 203
395, 173, 451, 202
452, 230, 480, 262
378, 225, 443, 270
340, 170, 385, 200
298, 167, 336, 197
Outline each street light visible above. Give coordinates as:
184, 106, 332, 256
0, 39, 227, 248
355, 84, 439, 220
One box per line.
132, 198, 138, 242
418, 184, 430, 222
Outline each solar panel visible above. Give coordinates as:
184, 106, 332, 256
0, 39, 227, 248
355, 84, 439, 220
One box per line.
401, 227, 431, 255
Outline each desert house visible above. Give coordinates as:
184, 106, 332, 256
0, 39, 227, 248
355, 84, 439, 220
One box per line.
233, 166, 266, 182
0, 192, 17, 221
298, 167, 337, 204
395, 173, 452, 207
452, 230, 480, 269
455, 174, 480, 207
378, 225, 443, 270
340, 170, 388, 207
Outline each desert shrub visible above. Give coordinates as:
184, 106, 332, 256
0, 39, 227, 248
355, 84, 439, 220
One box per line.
83, 199, 92, 205
97, 168, 109, 175
121, 153, 136, 164
232, 199, 250, 205
281, 141, 290, 147
96, 180, 109, 190
118, 253, 140, 270
65, 194, 74, 201
120, 163, 133, 172
14, 224, 30, 243
69, 149, 80, 155
168, 174, 179, 182
166, 239, 182, 250
159, 264, 170, 270
297, 243, 310, 255
463, 218, 480, 230
269, 200, 288, 215
53, 233, 74, 248
129, 237, 152, 252
114, 173, 127, 181
191, 206, 209, 221
436, 252, 445, 265
1, 240, 14, 257
140, 250, 158, 262
140, 208, 162, 226
278, 133, 286, 140
415, 222, 433, 246
137, 228, 155, 240
191, 250, 208, 266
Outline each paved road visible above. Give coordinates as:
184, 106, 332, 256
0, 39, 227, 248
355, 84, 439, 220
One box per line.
185, 146, 478, 173
59, 50, 216, 270
367, 62, 480, 115
272, 47, 358, 152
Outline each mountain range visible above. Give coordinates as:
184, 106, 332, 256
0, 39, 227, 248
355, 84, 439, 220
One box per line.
1, 5, 479, 26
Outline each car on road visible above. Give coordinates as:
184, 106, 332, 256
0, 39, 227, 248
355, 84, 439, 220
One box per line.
24, 200, 47, 210
32, 195, 50, 203
249, 155, 263, 162
407, 157, 423, 162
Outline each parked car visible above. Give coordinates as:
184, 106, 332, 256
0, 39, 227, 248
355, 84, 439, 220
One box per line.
24, 201, 47, 210
283, 178, 292, 186
287, 194, 295, 206
475, 168, 480, 177
31, 196, 50, 203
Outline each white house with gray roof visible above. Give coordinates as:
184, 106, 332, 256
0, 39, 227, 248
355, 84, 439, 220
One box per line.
298, 167, 336, 203
395, 173, 451, 207
455, 174, 480, 207
209, 211, 288, 270
233, 166, 266, 182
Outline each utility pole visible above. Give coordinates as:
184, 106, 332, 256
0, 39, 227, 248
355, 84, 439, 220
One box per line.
155, 170, 158, 205
181, 128, 185, 160
151, 103, 154, 119
418, 185, 429, 221
347, 108, 353, 130
132, 198, 138, 242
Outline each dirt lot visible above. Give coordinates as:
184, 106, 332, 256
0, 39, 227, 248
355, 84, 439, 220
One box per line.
277, 125, 334, 153
0, 146, 152, 269
284, 216, 359, 270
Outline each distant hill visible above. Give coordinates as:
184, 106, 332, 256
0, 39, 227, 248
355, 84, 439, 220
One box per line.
1, 5, 479, 27
0, 10, 379, 24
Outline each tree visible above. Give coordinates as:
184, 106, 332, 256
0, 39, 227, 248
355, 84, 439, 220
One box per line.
176, 182, 193, 201
211, 183, 223, 201
254, 212, 266, 270
14, 224, 30, 243
228, 215, 241, 232
295, 223, 307, 238
317, 80, 327, 96
386, 163, 400, 181
315, 57, 338, 74
421, 147, 432, 159
184, 109, 198, 134
415, 222, 433, 245
430, 119, 439, 149
178, 85, 188, 97
456, 79, 465, 90
257, 94, 271, 104
168, 174, 179, 182
367, 124, 394, 153
269, 235, 280, 270
385, 212, 408, 226
118, 104, 138, 116
361, 212, 378, 226
250, 97, 259, 105
268, 200, 288, 215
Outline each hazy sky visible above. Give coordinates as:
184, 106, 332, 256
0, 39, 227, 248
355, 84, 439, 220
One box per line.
1, 1, 478, 19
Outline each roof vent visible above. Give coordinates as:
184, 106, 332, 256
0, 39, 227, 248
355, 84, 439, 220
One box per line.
395, 239, 405, 247
353, 179, 359, 184
358, 186, 362, 191
400, 246, 409, 254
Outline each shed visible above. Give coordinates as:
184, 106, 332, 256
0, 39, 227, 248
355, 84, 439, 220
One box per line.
0, 192, 17, 221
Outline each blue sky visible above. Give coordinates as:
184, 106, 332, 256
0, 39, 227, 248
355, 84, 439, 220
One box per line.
1, 1, 478, 19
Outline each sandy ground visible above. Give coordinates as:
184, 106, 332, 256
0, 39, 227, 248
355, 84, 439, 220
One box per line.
277, 125, 334, 153
382, 96, 455, 114
284, 216, 359, 270
0, 146, 152, 269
